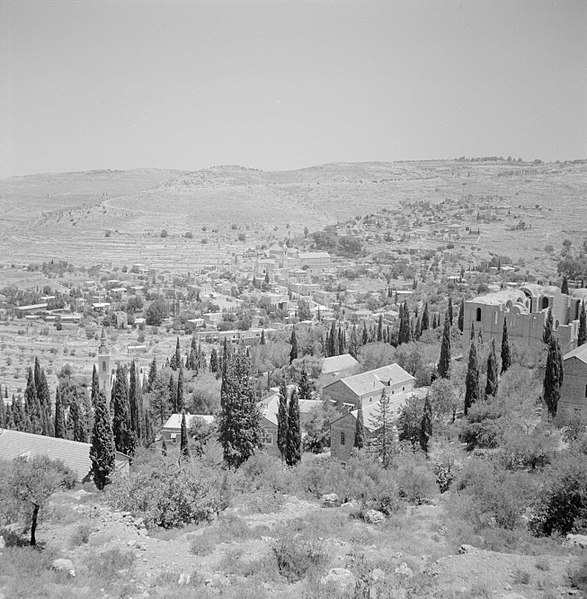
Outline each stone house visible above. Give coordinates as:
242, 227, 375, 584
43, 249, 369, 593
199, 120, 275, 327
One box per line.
560, 344, 587, 422
330, 388, 428, 461
161, 413, 215, 442
322, 364, 415, 411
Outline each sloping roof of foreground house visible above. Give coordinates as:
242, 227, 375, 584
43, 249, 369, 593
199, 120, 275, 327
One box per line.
564, 343, 587, 365
0, 429, 129, 482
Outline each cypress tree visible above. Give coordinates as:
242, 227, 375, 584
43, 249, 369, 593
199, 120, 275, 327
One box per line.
168, 373, 178, 413
209, 348, 219, 373
129, 360, 139, 440
561, 276, 569, 295
421, 302, 429, 333
377, 314, 383, 342
289, 328, 298, 364
147, 357, 157, 392
170, 336, 181, 370
260, 329, 266, 345
277, 379, 288, 460
0, 389, 6, 429
464, 341, 480, 416
34, 357, 52, 436
457, 299, 464, 333
485, 339, 499, 397
177, 366, 184, 412
24, 367, 42, 434
371, 389, 394, 468
298, 362, 312, 400
180, 411, 190, 458
543, 337, 564, 419
91, 365, 100, 407
543, 307, 553, 345
447, 297, 453, 326
218, 347, 262, 469
362, 322, 368, 346
329, 321, 337, 357
11, 394, 25, 431
54, 387, 66, 439
354, 404, 365, 450
437, 310, 451, 379
419, 395, 433, 454
68, 393, 87, 443
578, 302, 586, 347
285, 389, 301, 466
501, 318, 511, 373
112, 364, 135, 457
90, 390, 115, 490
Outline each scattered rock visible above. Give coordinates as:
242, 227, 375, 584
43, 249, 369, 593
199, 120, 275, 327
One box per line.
566, 534, 587, 549
458, 544, 477, 555
0, 536, 5, 550
321, 567, 356, 591
394, 562, 413, 579
321, 493, 340, 508
424, 562, 439, 577
499, 594, 527, 599
363, 509, 385, 525
134, 517, 145, 528
127, 540, 136, 547
52, 558, 76, 577
178, 573, 191, 586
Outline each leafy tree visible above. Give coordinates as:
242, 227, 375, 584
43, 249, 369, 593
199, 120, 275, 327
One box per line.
370, 390, 395, 467
485, 339, 499, 397
277, 380, 288, 460
543, 307, 553, 345
145, 299, 168, 326
289, 328, 298, 364
501, 318, 511, 373
543, 337, 564, 419
561, 276, 569, 295
0, 455, 75, 545
302, 399, 339, 453
112, 364, 135, 457
180, 411, 190, 458
286, 389, 302, 466
218, 347, 262, 468
419, 395, 433, 454
437, 310, 451, 379
90, 390, 116, 490
429, 377, 460, 423
354, 404, 365, 450
464, 341, 480, 416
398, 393, 426, 449
578, 301, 586, 347
298, 299, 312, 321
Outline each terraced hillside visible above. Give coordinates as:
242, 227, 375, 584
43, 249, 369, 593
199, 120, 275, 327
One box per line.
0, 160, 585, 270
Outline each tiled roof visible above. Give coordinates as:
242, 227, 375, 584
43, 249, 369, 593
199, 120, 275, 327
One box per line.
0, 429, 128, 481
162, 413, 215, 430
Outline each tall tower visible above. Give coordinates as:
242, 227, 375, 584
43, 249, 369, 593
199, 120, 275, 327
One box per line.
97, 329, 112, 408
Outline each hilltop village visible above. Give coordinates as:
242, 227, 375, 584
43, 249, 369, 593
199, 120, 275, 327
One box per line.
0, 184, 587, 598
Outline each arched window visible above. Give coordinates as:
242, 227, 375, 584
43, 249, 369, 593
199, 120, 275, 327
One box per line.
102, 361, 107, 372
476, 307, 482, 322
340, 431, 346, 446
541, 297, 549, 310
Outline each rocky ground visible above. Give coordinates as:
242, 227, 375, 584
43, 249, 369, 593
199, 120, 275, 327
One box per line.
0, 488, 584, 599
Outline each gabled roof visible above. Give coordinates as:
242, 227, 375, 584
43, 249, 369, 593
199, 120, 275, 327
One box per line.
322, 353, 359, 374
370, 364, 415, 386
340, 372, 384, 397
564, 344, 587, 365
0, 429, 128, 481
162, 413, 215, 430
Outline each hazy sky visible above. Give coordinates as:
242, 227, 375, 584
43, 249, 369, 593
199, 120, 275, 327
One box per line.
1, 0, 586, 178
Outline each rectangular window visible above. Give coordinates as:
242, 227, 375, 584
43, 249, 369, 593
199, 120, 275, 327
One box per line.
340, 431, 345, 446
263, 433, 273, 445
584, 384, 587, 398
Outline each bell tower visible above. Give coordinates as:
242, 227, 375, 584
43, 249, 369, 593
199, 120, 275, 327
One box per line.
97, 329, 112, 408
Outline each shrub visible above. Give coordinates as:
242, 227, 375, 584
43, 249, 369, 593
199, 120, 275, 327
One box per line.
70, 523, 93, 547
530, 454, 587, 536
395, 453, 438, 504
86, 547, 135, 579
106, 459, 223, 528
512, 568, 530, 585
569, 558, 587, 593
272, 533, 330, 582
